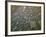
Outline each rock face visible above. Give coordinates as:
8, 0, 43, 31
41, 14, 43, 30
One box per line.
11, 6, 41, 31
